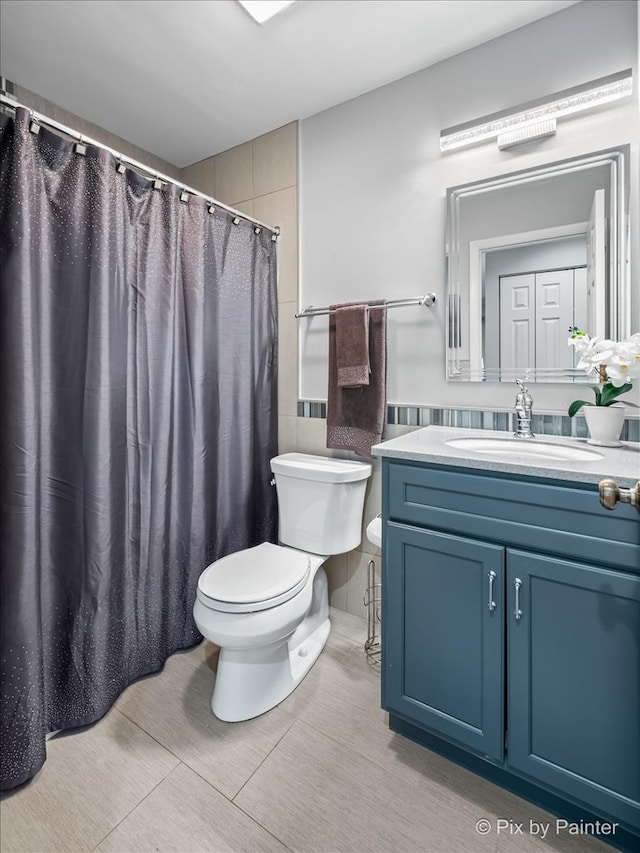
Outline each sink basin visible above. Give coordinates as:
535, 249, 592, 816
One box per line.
444, 437, 604, 462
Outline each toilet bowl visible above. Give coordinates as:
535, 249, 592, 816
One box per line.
194, 453, 371, 722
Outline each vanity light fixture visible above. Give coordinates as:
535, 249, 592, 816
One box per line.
237, 0, 296, 24
497, 118, 557, 151
440, 69, 633, 152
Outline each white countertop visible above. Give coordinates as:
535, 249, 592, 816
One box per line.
371, 426, 640, 487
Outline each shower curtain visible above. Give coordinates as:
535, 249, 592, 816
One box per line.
0, 108, 278, 790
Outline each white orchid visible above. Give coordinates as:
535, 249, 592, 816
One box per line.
568, 334, 616, 378
567, 329, 639, 416
605, 333, 640, 387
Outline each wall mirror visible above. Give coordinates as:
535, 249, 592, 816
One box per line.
445, 147, 630, 382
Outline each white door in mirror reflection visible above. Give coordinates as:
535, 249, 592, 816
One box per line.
587, 189, 606, 339
481, 233, 588, 375
499, 268, 587, 371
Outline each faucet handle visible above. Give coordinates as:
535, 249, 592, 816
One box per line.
514, 378, 534, 438
515, 378, 533, 404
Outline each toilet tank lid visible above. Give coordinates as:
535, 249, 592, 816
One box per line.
271, 453, 371, 483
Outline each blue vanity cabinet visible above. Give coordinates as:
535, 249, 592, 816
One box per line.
507, 550, 640, 831
384, 523, 505, 760
381, 458, 640, 849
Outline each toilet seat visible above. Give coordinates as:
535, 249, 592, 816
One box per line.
197, 542, 311, 613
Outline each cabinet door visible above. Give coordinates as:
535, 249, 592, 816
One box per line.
384, 523, 504, 760
507, 550, 640, 830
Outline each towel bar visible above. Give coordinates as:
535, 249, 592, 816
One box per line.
295, 293, 436, 318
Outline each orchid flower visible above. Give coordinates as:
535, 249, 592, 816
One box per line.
567, 329, 638, 416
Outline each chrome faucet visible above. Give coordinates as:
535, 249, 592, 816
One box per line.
514, 379, 535, 438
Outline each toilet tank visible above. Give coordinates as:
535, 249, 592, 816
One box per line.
270, 453, 372, 555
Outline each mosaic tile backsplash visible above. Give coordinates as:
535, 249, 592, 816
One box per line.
297, 401, 640, 443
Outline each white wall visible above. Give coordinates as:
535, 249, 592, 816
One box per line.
299, 0, 639, 413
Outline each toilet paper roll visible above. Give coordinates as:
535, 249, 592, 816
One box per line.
365, 516, 382, 549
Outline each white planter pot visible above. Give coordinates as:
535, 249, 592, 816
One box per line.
583, 405, 626, 446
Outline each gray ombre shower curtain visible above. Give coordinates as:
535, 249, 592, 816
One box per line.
0, 108, 278, 789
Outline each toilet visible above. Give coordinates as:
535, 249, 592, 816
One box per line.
193, 452, 372, 722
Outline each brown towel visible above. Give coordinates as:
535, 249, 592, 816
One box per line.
327, 301, 387, 459
335, 305, 370, 388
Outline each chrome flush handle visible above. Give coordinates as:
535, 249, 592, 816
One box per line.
599, 480, 640, 514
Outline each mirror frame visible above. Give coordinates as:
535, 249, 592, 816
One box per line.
445, 147, 630, 382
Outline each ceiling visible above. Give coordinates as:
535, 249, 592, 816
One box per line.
0, 0, 579, 168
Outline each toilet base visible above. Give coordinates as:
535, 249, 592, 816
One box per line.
210, 568, 330, 722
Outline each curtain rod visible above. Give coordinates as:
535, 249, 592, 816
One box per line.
295, 293, 437, 318
0, 93, 280, 237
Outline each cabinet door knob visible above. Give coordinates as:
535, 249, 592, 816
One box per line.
488, 570, 497, 611
514, 578, 522, 621
599, 480, 640, 514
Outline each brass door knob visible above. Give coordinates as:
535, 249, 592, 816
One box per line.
599, 480, 640, 513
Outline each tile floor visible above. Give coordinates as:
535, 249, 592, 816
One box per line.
1, 609, 612, 853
